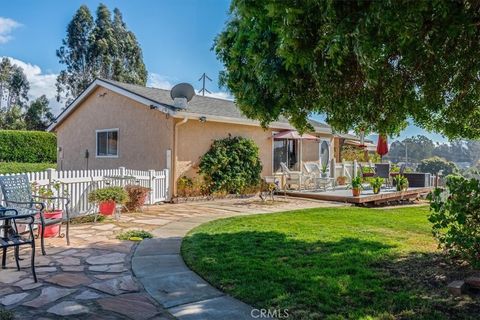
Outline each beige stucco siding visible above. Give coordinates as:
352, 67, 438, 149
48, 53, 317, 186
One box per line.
55, 87, 174, 171
175, 119, 274, 183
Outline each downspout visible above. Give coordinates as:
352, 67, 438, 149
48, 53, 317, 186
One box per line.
172, 117, 188, 198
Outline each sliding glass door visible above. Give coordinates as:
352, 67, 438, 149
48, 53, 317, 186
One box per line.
273, 139, 298, 172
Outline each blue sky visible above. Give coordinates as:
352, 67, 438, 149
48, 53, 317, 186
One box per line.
0, 0, 447, 143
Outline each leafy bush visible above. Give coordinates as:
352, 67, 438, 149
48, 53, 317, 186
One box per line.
0, 130, 56, 163
116, 230, 153, 241
199, 135, 262, 194
177, 176, 206, 197
418, 156, 457, 176
124, 185, 151, 211
429, 176, 480, 268
88, 186, 128, 204
0, 162, 55, 174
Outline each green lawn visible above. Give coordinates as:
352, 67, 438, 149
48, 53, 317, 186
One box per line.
182, 206, 479, 320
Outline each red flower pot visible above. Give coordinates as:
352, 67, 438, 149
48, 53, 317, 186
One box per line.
38, 210, 63, 237
99, 200, 116, 215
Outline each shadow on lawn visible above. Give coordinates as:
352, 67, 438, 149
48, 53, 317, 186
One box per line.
182, 231, 480, 320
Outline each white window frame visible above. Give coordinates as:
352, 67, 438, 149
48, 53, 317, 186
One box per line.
318, 138, 332, 168
96, 128, 119, 158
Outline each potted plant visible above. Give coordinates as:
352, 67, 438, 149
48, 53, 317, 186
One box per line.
88, 186, 128, 215
394, 175, 409, 192
369, 177, 383, 194
321, 163, 328, 178
31, 181, 68, 237
349, 176, 363, 196
336, 176, 347, 186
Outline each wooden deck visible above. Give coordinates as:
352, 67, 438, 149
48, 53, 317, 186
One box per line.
283, 187, 433, 205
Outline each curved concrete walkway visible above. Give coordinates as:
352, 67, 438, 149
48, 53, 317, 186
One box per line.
132, 199, 344, 320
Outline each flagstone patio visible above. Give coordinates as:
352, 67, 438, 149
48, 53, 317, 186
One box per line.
0, 197, 343, 319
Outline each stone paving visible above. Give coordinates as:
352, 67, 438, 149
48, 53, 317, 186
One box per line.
0, 197, 343, 319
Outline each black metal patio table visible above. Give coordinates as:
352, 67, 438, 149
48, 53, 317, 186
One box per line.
0, 207, 37, 282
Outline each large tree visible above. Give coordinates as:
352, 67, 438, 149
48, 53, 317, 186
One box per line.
25, 95, 55, 131
215, 0, 480, 139
56, 4, 147, 104
0, 57, 29, 111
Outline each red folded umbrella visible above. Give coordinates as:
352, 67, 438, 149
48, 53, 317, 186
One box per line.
377, 135, 388, 157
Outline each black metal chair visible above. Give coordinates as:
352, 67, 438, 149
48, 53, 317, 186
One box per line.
0, 207, 37, 282
0, 175, 70, 255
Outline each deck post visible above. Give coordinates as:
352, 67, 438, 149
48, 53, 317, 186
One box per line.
353, 160, 358, 177
330, 158, 336, 179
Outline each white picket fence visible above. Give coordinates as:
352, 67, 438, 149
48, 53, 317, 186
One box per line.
0, 167, 169, 217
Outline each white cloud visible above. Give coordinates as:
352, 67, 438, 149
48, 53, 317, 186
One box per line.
0, 17, 21, 44
3, 56, 62, 115
148, 72, 233, 101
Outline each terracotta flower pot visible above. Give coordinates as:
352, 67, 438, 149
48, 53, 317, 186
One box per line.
352, 188, 361, 197
337, 177, 347, 185
99, 200, 116, 215
38, 210, 63, 237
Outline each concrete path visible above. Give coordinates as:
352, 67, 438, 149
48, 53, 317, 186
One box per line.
132, 198, 344, 320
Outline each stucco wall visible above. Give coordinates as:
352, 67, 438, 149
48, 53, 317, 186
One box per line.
55, 87, 174, 171
175, 119, 274, 183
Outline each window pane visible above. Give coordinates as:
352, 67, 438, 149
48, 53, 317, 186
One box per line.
273, 140, 287, 172
108, 131, 118, 156
97, 132, 107, 156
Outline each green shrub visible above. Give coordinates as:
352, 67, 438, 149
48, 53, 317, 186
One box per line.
199, 135, 262, 194
0, 308, 14, 320
418, 156, 457, 176
116, 230, 153, 241
88, 186, 128, 204
429, 176, 480, 268
0, 130, 56, 163
0, 162, 55, 174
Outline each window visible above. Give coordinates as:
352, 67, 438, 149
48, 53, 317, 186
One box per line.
96, 129, 118, 157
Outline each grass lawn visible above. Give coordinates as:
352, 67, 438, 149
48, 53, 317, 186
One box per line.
182, 206, 480, 320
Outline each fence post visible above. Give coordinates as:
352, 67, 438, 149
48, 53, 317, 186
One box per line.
353, 160, 358, 177
342, 162, 346, 177
330, 158, 336, 179
46, 168, 58, 184
119, 167, 126, 177
148, 170, 156, 204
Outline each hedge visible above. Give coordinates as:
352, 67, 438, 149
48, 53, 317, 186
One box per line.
0, 130, 57, 163
0, 162, 56, 174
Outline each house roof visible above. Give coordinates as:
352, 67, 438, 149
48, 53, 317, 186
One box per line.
335, 133, 373, 143
48, 78, 332, 133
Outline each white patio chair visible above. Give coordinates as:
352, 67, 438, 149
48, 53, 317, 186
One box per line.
280, 162, 311, 190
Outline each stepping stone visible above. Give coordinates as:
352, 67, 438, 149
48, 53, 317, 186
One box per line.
36, 267, 57, 273
94, 274, 119, 280
45, 273, 92, 287
89, 264, 126, 273
14, 278, 43, 290
92, 224, 116, 231
0, 292, 29, 306
168, 295, 254, 320
98, 293, 158, 320
86, 253, 126, 265
75, 290, 102, 300
72, 252, 91, 258
88, 275, 139, 295
132, 255, 189, 278
56, 257, 81, 266
465, 276, 480, 289
448, 280, 466, 296
61, 266, 84, 272
0, 269, 26, 284
0, 288, 14, 296
58, 249, 78, 256
23, 286, 76, 308
47, 301, 89, 316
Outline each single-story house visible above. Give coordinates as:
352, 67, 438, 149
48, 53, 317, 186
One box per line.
48, 78, 352, 196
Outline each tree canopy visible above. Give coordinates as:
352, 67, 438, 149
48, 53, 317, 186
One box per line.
56, 4, 147, 104
215, 0, 480, 139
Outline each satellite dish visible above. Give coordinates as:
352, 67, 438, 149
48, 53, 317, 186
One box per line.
170, 83, 195, 102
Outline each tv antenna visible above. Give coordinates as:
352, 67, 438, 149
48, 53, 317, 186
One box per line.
198, 73, 212, 96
